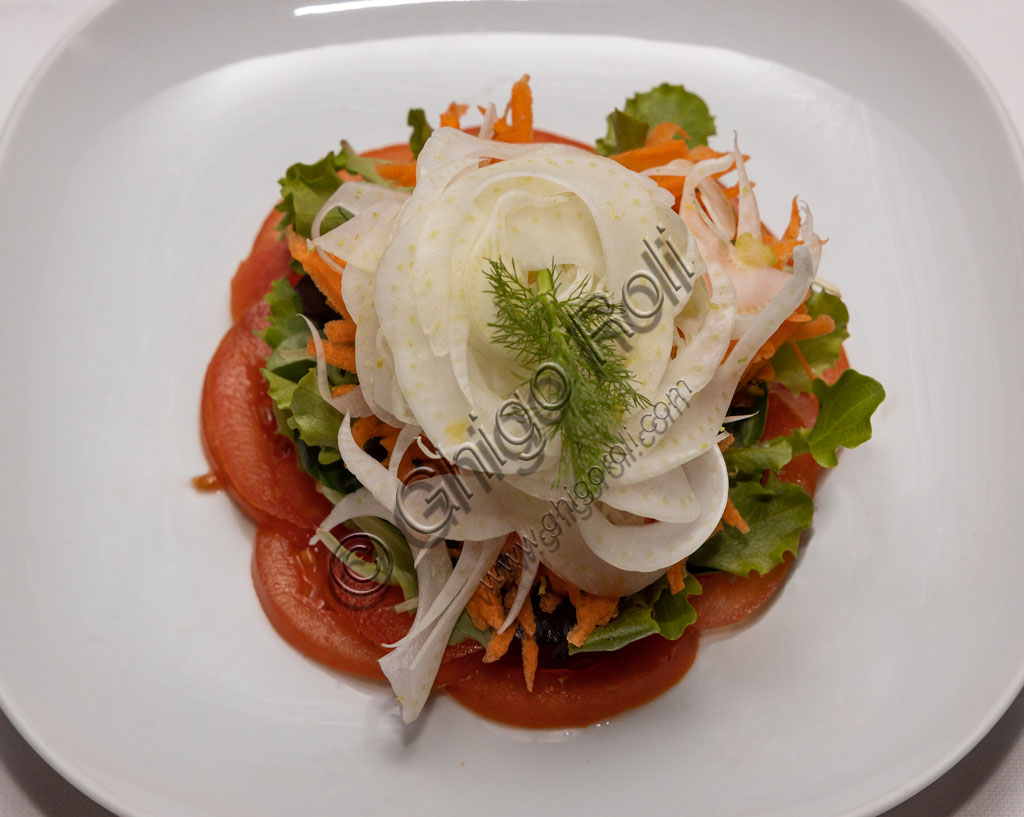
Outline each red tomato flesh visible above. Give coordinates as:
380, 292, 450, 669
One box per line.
229, 210, 296, 322
692, 557, 792, 630
253, 525, 387, 678
252, 525, 483, 685
200, 302, 332, 530
448, 630, 699, 729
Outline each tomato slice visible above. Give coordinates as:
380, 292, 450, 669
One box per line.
253, 525, 482, 685
692, 558, 792, 630
229, 210, 296, 322
822, 346, 850, 385
339, 582, 484, 687
447, 630, 699, 729
763, 386, 821, 497
200, 302, 332, 530
253, 525, 387, 678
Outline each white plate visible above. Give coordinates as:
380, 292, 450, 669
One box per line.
1, 1, 1022, 815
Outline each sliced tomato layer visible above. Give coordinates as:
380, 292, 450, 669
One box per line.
341, 582, 484, 687
252, 525, 483, 686
230, 210, 296, 322
692, 557, 792, 630
200, 302, 332, 530
253, 524, 386, 678
447, 630, 699, 729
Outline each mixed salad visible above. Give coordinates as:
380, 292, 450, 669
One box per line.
199, 77, 884, 728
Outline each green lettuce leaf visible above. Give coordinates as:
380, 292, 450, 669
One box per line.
570, 571, 701, 653
275, 141, 396, 238
264, 333, 315, 382
689, 476, 813, 576
337, 141, 392, 187
723, 438, 793, 478
261, 276, 307, 348
262, 369, 298, 412
293, 437, 360, 495
276, 152, 346, 239
448, 610, 491, 647
805, 369, 885, 468
770, 289, 850, 392
652, 571, 703, 640
407, 108, 433, 158
595, 110, 650, 155
725, 387, 768, 448
287, 370, 343, 455
258, 276, 363, 495
596, 83, 715, 155
350, 516, 419, 603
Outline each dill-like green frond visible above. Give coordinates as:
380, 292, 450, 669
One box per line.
484, 257, 649, 482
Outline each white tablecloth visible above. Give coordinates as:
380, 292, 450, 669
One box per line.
2, 0, 1022, 814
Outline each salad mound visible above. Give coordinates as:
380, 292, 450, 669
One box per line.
199, 77, 884, 728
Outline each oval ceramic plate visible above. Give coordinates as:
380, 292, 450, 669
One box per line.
1, 1, 1022, 815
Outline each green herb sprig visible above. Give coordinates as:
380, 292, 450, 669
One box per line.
484, 258, 649, 482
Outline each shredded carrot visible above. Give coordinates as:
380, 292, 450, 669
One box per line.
378, 430, 401, 465
788, 314, 835, 341
787, 339, 816, 381
666, 562, 686, 595
688, 144, 730, 163
351, 416, 400, 450
544, 567, 620, 648
739, 285, 837, 385
492, 74, 533, 143
756, 360, 776, 381
567, 592, 618, 647
645, 122, 689, 146
306, 336, 356, 370
780, 195, 802, 241
467, 581, 506, 631
483, 627, 516, 663
739, 296, 826, 385
610, 140, 688, 173
761, 198, 804, 267
650, 175, 684, 206
286, 229, 350, 320
517, 596, 538, 691
467, 535, 532, 666
376, 162, 417, 187
331, 383, 358, 398
538, 587, 564, 613
350, 417, 378, 449
723, 182, 751, 200
308, 319, 358, 374
740, 308, 804, 379
722, 496, 750, 534
324, 319, 356, 344
440, 101, 468, 129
